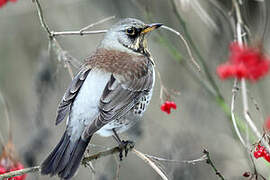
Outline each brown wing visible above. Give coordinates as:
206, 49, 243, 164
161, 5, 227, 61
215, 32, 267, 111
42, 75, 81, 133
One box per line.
55, 67, 91, 125
82, 66, 154, 139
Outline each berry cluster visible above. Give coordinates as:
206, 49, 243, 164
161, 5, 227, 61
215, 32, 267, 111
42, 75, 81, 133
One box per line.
0, 162, 26, 180
160, 101, 177, 114
217, 42, 270, 81
0, 0, 16, 7
253, 144, 270, 162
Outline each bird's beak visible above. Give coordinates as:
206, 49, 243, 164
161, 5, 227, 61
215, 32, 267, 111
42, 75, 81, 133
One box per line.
141, 23, 163, 34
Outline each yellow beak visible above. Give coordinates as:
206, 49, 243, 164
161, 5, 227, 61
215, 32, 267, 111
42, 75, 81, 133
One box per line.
141, 23, 163, 34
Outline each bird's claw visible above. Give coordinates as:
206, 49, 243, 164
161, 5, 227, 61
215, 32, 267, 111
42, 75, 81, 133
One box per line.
118, 140, 135, 161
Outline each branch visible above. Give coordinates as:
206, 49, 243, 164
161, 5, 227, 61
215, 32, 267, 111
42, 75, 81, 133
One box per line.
0, 140, 210, 180
203, 149, 225, 180
232, 0, 270, 153
145, 153, 207, 164
161, 25, 200, 72
51, 30, 107, 37
241, 79, 270, 151
0, 144, 134, 179
231, 79, 246, 147
33, 0, 110, 38
79, 15, 114, 33
169, 0, 223, 99
32, 0, 113, 79
132, 149, 169, 180
81, 143, 134, 164
33, 0, 51, 36
0, 166, 40, 179
0, 145, 171, 180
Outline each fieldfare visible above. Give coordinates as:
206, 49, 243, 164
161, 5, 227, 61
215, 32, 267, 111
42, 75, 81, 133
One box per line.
41, 18, 162, 179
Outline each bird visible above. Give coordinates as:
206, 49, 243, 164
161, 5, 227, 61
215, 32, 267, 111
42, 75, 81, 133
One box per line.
40, 18, 162, 179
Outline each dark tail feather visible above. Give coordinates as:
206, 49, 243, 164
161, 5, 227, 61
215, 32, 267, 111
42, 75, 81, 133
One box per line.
41, 131, 91, 179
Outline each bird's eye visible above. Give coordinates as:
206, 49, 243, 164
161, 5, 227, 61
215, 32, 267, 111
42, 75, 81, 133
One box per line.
126, 27, 136, 36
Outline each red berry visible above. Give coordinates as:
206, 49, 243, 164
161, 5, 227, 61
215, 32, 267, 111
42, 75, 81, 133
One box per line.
263, 152, 270, 162
253, 144, 270, 163
168, 101, 177, 109
254, 144, 265, 158
160, 101, 177, 114
0, 165, 6, 174
217, 42, 270, 81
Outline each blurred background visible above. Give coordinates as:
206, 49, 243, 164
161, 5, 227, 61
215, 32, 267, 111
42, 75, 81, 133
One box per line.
1, 0, 270, 179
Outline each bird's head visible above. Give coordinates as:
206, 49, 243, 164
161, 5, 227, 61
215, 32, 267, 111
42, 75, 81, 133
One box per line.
100, 18, 162, 55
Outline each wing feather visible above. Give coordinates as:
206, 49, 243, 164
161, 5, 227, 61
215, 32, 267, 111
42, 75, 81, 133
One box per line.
82, 65, 154, 139
55, 67, 91, 125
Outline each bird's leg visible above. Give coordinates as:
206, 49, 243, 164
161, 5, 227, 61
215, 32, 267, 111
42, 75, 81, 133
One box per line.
112, 129, 134, 161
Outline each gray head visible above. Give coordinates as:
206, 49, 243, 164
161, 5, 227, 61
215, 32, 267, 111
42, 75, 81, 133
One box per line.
100, 18, 162, 55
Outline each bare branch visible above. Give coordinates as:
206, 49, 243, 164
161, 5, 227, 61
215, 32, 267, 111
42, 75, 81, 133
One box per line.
0, 166, 40, 179
82, 143, 134, 165
32, 0, 112, 80
33, 0, 109, 38
79, 15, 115, 33
161, 25, 201, 72
51, 30, 108, 37
231, 79, 246, 147
132, 149, 169, 180
33, 0, 51, 36
240, 79, 270, 152
203, 149, 225, 180
0, 144, 134, 179
0, 140, 207, 180
145, 154, 207, 164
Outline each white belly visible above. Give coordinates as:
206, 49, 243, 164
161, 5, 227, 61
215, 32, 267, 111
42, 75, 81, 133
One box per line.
67, 69, 111, 141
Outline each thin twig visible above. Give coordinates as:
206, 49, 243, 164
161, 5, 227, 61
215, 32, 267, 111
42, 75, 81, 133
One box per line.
161, 25, 200, 72
241, 79, 270, 151
132, 149, 169, 180
33, 0, 51, 36
33, 0, 109, 38
0, 166, 40, 179
51, 30, 108, 37
79, 15, 115, 33
231, 79, 246, 147
145, 154, 207, 164
156, 69, 180, 102
203, 149, 225, 180
169, 0, 223, 99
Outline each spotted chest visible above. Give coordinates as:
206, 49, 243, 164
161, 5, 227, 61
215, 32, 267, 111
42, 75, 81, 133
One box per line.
96, 90, 153, 137
133, 92, 152, 116
96, 66, 155, 137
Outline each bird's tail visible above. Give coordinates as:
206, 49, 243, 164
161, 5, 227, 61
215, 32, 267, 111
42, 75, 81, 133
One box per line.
41, 130, 91, 179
